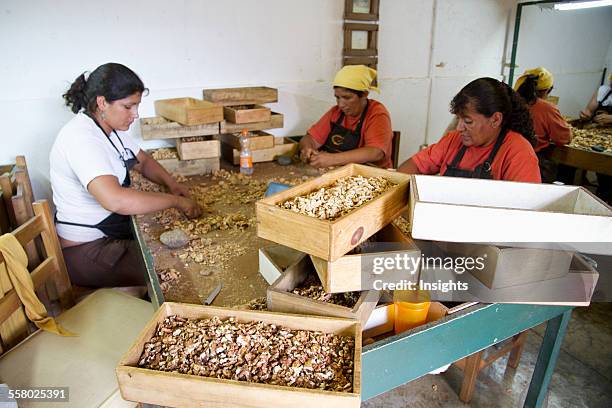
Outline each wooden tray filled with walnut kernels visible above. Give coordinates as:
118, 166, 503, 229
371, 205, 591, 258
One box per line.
256, 164, 410, 261
116, 303, 361, 408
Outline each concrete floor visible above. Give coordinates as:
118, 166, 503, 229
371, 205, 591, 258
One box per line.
362, 302, 612, 407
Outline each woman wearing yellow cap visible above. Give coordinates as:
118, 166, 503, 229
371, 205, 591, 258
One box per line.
299, 65, 393, 168
514, 67, 572, 182
580, 72, 612, 125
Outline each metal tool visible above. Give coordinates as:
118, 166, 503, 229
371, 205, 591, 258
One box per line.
202, 283, 222, 305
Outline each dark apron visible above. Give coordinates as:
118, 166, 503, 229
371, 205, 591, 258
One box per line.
443, 131, 507, 179
322, 101, 369, 153
596, 89, 612, 114
55, 114, 139, 240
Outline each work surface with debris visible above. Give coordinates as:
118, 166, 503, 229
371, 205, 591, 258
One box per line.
132, 161, 325, 307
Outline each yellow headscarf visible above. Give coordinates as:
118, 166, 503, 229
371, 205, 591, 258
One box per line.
514, 67, 554, 91
333, 65, 380, 93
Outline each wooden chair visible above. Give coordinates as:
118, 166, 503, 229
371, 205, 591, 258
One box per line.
452, 331, 529, 402
0, 200, 154, 407
0, 156, 53, 308
391, 131, 401, 168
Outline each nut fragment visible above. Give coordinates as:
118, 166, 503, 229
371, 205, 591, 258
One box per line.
292, 274, 360, 308
568, 125, 612, 153
138, 315, 355, 392
279, 176, 395, 220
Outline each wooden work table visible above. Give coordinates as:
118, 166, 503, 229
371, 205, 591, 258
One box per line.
132, 160, 576, 406
545, 144, 612, 178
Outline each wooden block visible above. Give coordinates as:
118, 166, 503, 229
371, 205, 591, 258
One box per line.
256, 164, 410, 261
221, 112, 284, 133
258, 245, 306, 285
154, 98, 223, 126
224, 105, 271, 124
203, 86, 278, 106
221, 138, 298, 166
176, 138, 220, 160
140, 116, 220, 140
266, 255, 380, 327
218, 131, 275, 151
310, 223, 421, 293
116, 302, 361, 408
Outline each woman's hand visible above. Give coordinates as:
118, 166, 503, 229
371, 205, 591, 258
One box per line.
593, 113, 612, 125
579, 109, 592, 120
308, 151, 336, 168
176, 196, 202, 219
169, 182, 191, 198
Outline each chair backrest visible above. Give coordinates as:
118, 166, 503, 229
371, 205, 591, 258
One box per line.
0, 156, 35, 232
391, 131, 401, 168
0, 199, 74, 354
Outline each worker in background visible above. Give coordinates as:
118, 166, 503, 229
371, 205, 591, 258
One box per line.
50, 62, 201, 288
580, 72, 612, 125
579, 72, 612, 203
398, 77, 541, 183
514, 67, 572, 183
299, 65, 393, 168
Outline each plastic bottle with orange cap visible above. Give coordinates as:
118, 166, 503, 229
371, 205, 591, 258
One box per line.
239, 128, 253, 175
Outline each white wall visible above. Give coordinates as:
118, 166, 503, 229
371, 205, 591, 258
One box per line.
1, 0, 521, 201
514, 4, 612, 116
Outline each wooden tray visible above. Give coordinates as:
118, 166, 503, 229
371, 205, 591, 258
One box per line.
116, 302, 361, 408
310, 222, 421, 293
256, 164, 410, 261
267, 255, 380, 327
224, 104, 272, 124
259, 245, 306, 285
153, 148, 220, 176
154, 98, 223, 126
139, 116, 220, 140
203, 86, 278, 106
176, 138, 220, 160
221, 137, 298, 166
219, 131, 275, 151
221, 112, 284, 133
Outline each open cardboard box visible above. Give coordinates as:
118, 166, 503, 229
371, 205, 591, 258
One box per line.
409, 175, 612, 255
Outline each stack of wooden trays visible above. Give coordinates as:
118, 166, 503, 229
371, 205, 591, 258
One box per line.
203, 86, 298, 165
256, 163, 421, 330
141, 97, 224, 176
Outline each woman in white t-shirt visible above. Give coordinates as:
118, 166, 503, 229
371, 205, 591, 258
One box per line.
50, 63, 201, 287
580, 73, 612, 125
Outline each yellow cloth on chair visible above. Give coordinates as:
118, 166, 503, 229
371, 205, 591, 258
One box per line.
0, 234, 76, 336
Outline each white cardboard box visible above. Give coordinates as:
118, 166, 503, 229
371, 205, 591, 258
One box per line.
409, 175, 612, 254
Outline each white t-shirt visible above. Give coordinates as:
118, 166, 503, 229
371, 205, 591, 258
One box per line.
50, 112, 141, 242
596, 85, 612, 107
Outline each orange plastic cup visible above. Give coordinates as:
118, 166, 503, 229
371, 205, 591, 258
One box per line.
394, 301, 431, 334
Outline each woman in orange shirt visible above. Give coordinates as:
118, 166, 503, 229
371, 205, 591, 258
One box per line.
514, 67, 572, 183
299, 65, 393, 168
398, 77, 540, 183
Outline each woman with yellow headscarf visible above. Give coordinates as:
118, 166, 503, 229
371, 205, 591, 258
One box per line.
514, 67, 572, 183
299, 65, 393, 168
514, 67, 572, 153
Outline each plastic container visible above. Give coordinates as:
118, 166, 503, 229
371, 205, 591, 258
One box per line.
239, 128, 253, 175
393, 290, 431, 334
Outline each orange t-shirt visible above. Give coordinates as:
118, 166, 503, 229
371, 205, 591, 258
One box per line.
308, 99, 393, 168
530, 98, 571, 152
412, 130, 541, 183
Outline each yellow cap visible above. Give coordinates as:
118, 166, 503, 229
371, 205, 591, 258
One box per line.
333, 65, 380, 93
514, 67, 554, 91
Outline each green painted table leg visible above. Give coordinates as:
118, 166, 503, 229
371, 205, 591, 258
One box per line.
524, 310, 572, 408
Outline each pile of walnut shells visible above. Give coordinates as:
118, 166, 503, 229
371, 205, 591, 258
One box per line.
279, 176, 395, 220
138, 315, 355, 392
